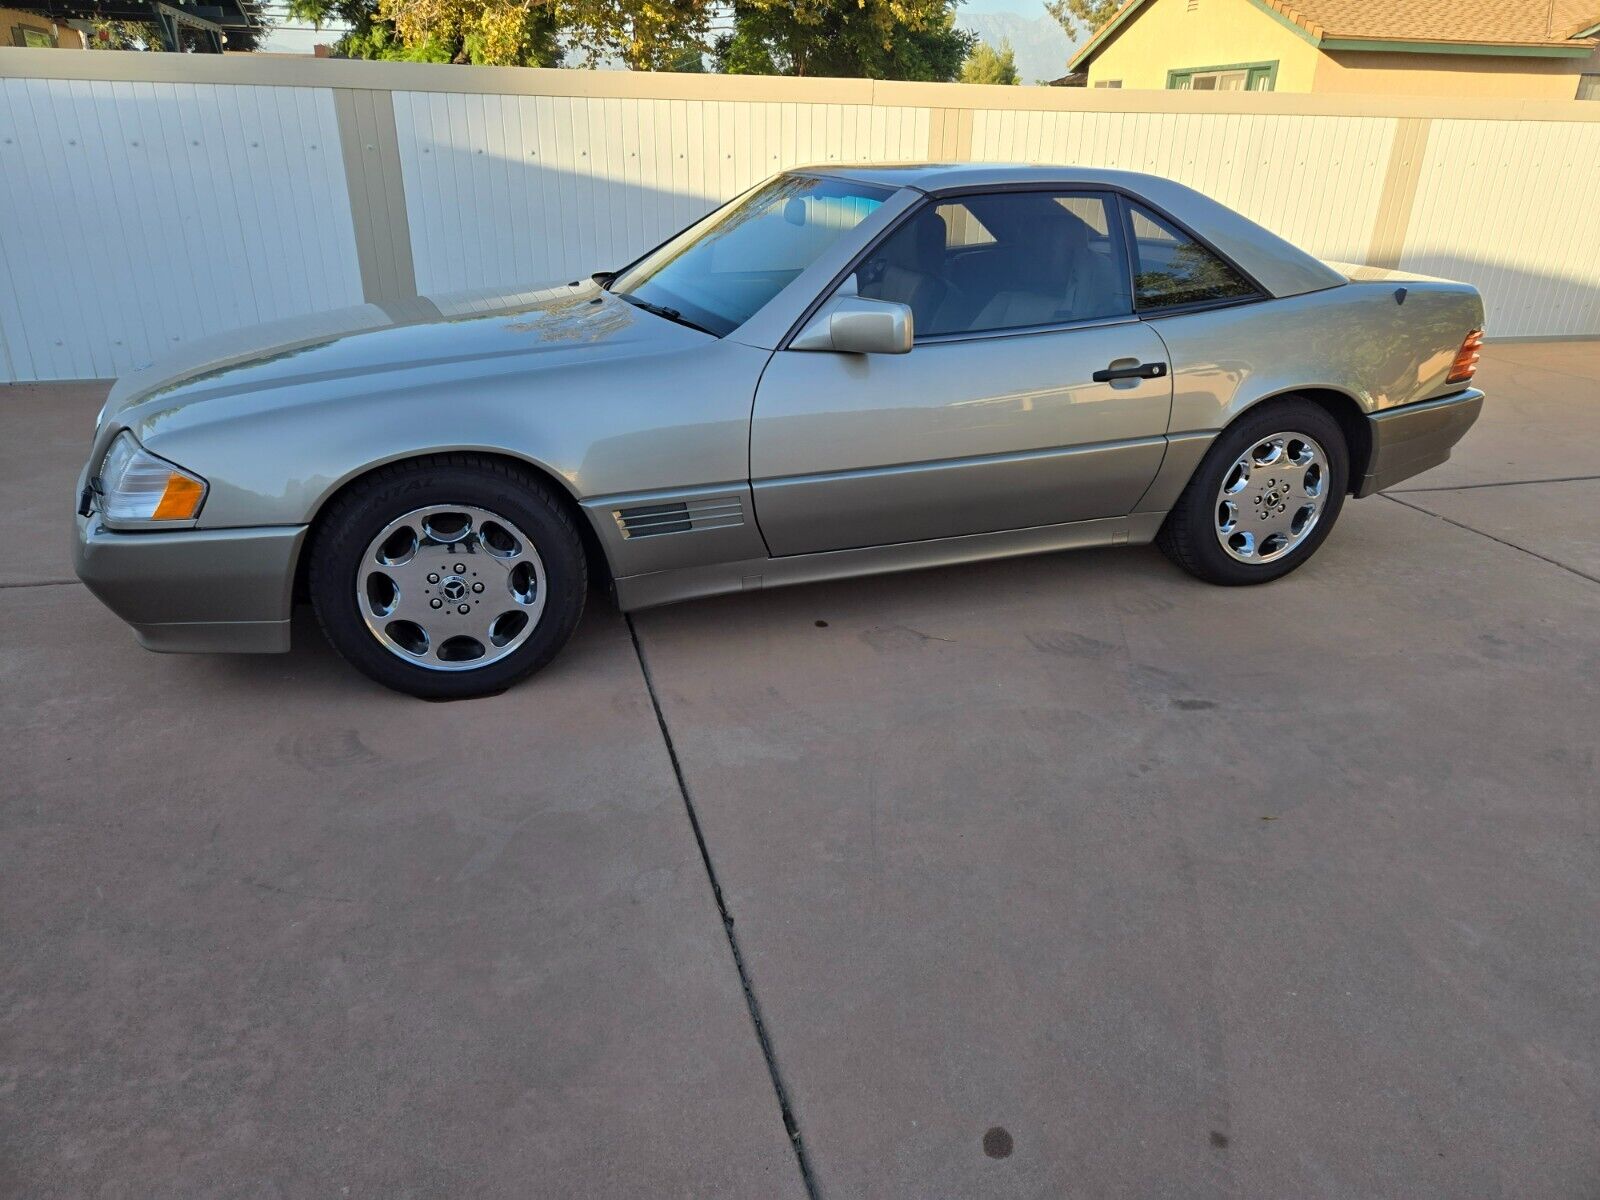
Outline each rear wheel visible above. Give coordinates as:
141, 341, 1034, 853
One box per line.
1157, 397, 1348, 586
309, 456, 586, 698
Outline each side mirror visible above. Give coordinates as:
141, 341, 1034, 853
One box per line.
792, 295, 914, 355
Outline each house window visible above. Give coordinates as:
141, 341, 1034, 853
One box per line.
1094, 80, 1123, 88
1168, 61, 1277, 92
11, 23, 58, 46
1578, 75, 1600, 100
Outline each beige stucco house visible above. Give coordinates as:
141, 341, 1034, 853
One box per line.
1068, 0, 1600, 99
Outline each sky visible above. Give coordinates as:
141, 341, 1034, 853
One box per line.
964, 0, 1048, 14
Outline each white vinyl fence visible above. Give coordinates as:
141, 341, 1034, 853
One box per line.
1, 49, 1597, 382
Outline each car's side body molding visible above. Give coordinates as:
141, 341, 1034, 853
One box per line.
749, 436, 1169, 558
611, 510, 1169, 612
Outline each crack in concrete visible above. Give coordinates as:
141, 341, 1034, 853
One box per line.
1388, 473, 1600, 494
0, 578, 80, 590
1381, 493, 1600, 587
626, 614, 822, 1200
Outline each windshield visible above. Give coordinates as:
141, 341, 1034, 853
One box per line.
609, 174, 892, 337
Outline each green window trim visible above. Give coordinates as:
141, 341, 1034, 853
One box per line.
1167, 61, 1279, 91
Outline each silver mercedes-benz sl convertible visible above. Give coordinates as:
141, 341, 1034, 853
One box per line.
75, 164, 1485, 697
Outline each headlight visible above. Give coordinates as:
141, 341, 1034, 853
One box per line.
96, 432, 208, 525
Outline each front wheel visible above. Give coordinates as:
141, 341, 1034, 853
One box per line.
308, 456, 587, 698
1157, 398, 1349, 586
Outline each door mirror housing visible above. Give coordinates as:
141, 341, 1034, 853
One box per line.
791, 294, 913, 355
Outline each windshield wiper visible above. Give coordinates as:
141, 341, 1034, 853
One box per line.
612, 292, 717, 336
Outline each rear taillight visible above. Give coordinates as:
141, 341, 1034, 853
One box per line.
1447, 328, 1483, 385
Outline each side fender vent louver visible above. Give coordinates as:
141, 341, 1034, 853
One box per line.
613, 494, 745, 539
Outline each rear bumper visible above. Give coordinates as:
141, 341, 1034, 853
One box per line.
1355, 387, 1483, 497
74, 515, 306, 653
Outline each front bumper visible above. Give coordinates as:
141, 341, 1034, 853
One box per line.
74, 514, 307, 653
1355, 387, 1484, 498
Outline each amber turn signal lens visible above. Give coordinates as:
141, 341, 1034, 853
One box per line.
1447, 328, 1484, 385
152, 472, 207, 520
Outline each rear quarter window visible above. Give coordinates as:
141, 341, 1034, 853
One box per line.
1128, 203, 1257, 311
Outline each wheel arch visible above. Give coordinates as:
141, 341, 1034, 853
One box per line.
291, 449, 613, 605
1235, 386, 1371, 494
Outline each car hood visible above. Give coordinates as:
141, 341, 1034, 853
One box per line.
99, 279, 708, 429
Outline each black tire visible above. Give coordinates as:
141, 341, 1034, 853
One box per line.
308, 455, 587, 699
1156, 397, 1349, 586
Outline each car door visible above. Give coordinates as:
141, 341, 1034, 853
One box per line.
748, 189, 1174, 557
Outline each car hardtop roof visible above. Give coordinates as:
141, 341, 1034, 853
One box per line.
792, 162, 1163, 194
790, 161, 1347, 301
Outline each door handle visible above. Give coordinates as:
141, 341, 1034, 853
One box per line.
1093, 360, 1168, 383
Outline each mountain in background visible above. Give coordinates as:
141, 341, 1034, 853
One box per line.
955, 11, 1077, 85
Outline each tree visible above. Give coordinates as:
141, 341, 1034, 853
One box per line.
288, 0, 562, 64
714, 0, 974, 81
960, 38, 1018, 85
288, 0, 715, 69
563, 0, 715, 69
1045, 0, 1118, 41
664, 41, 708, 71
376, 0, 562, 65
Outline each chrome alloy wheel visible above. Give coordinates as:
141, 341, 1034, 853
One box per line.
1213, 431, 1329, 564
358, 504, 547, 671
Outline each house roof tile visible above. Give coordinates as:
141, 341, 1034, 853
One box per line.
1258, 0, 1600, 47
1071, 0, 1600, 70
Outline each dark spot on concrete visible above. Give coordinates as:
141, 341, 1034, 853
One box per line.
1210, 1130, 1229, 1149
1026, 630, 1116, 658
815, 620, 829, 627
1119, 593, 1174, 615
862, 623, 952, 651
279, 728, 379, 769
982, 1126, 1013, 1159
1171, 698, 1217, 711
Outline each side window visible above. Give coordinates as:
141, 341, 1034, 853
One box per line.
1126, 203, 1256, 311
857, 191, 1132, 338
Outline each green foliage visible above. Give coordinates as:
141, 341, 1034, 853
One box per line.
714, 0, 974, 81
85, 19, 165, 49
1044, 0, 1118, 40
664, 41, 707, 71
291, 0, 966, 74
563, 0, 714, 69
290, 0, 720, 67
960, 37, 1018, 84
289, 0, 559, 66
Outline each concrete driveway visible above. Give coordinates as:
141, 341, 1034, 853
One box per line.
3, 343, 1598, 1198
